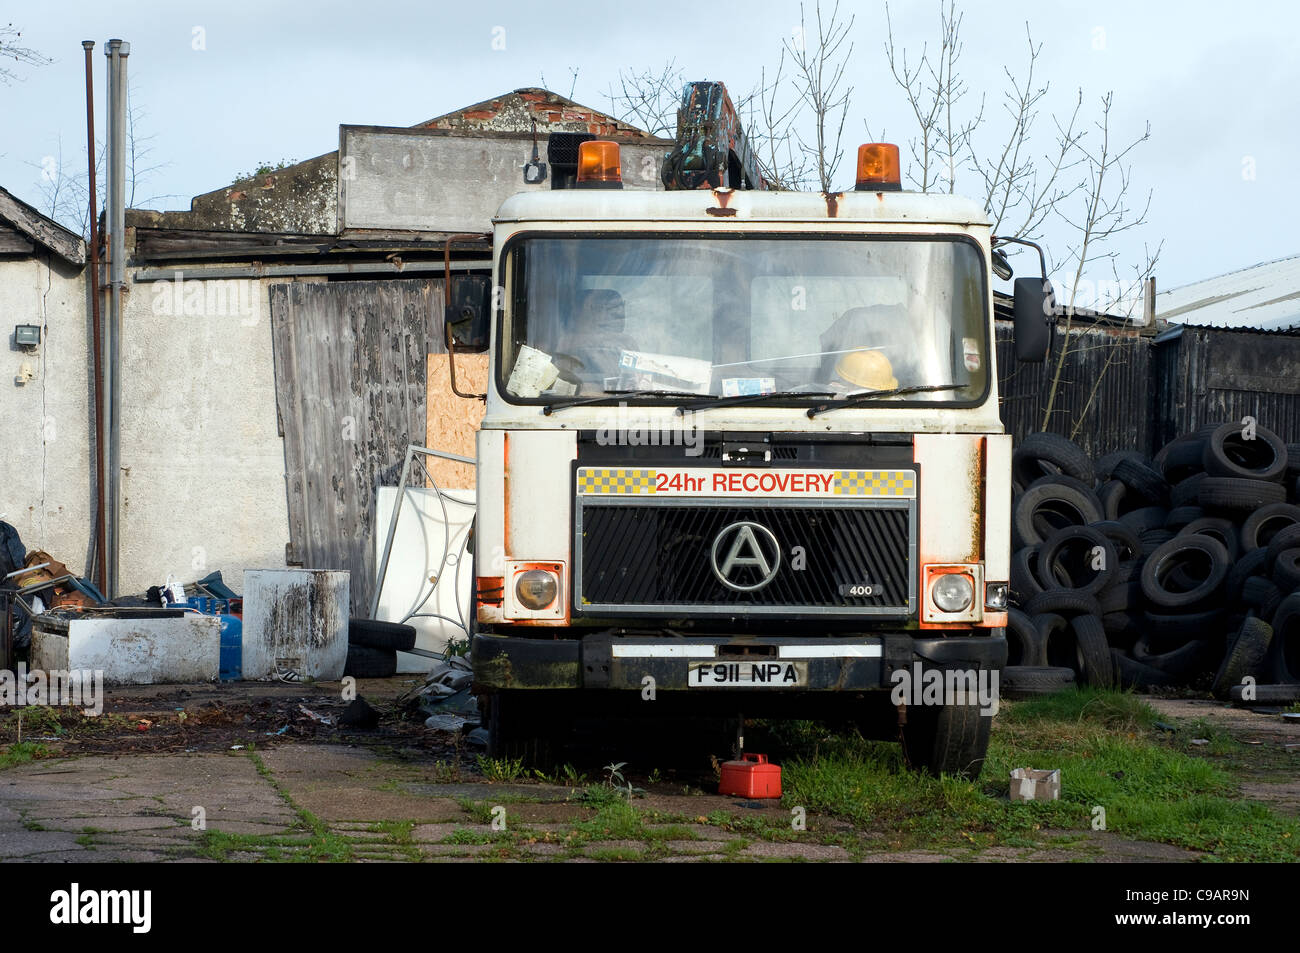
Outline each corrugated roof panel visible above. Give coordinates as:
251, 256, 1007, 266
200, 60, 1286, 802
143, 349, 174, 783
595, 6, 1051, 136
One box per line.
1155, 254, 1300, 331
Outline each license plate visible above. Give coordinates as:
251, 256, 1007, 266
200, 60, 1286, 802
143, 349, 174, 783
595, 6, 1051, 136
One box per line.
687, 660, 807, 687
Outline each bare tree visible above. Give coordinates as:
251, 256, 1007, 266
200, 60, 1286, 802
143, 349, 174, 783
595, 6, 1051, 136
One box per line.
604, 60, 685, 139
29, 83, 174, 238
0, 22, 49, 85
970, 26, 1086, 242
540, 67, 581, 101
1040, 92, 1154, 430
739, 53, 816, 190
786, 0, 855, 191
882, 0, 981, 194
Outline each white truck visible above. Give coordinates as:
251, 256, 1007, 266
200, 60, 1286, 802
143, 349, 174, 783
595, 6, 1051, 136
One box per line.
446, 98, 1052, 779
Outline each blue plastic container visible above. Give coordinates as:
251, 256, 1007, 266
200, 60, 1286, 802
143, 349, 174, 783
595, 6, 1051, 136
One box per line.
182, 596, 243, 681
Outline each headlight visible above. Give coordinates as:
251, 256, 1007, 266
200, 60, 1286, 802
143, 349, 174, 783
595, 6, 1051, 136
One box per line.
932, 573, 974, 613
515, 570, 558, 610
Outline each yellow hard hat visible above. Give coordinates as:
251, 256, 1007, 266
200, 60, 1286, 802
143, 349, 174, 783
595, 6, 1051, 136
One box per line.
835, 349, 897, 390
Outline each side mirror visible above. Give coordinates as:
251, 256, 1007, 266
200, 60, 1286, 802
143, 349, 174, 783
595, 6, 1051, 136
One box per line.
445, 275, 491, 353
1012, 276, 1054, 363
991, 249, 1013, 281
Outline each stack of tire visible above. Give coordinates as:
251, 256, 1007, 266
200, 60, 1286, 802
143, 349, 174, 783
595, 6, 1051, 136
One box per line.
1003, 424, 1300, 701
344, 618, 417, 678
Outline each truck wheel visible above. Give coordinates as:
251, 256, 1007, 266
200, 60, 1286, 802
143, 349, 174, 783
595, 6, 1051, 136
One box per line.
485, 691, 564, 770
901, 697, 993, 781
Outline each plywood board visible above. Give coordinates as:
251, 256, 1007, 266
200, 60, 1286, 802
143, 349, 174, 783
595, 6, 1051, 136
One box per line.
426, 354, 486, 490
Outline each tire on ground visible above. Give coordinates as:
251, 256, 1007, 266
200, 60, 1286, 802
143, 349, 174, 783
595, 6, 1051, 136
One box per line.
1211, 617, 1274, 700
1228, 683, 1300, 705
1012, 479, 1104, 550
1096, 450, 1147, 484
1012, 432, 1095, 488
1024, 589, 1102, 618
1089, 520, 1142, 563
1239, 503, 1300, 552
1170, 473, 1208, 508
1006, 607, 1048, 667
1163, 506, 1204, 532
1034, 525, 1116, 595
1176, 516, 1240, 562
1000, 665, 1077, 699
1140, 534, 1230, 609
1198, 477, 1286, 512
1111, 650, 1178, 689
348, 618, 418, 651
1202, 420, 1288, 483
343, 643, 398, 679
1119, 506, 1169, 535
1268, 593, 1300, 684
1272, 549, 1300, 593
1112, 458, 1170, 506
1131, 636, 1211, 679
1010, 545, 1046, 605
1158, 437, 1207, 484
1225, 547, 1270, 601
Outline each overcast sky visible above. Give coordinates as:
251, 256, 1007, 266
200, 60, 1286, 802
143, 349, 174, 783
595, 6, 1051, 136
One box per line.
3, 0, 1297, 298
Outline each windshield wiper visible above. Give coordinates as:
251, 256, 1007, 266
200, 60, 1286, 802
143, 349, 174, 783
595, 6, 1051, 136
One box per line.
806, 383, 967, 418
681, 390, 837, 413
542, 389, 711, 415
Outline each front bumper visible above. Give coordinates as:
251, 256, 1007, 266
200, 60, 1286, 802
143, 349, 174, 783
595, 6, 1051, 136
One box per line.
472, 632, 1007, 692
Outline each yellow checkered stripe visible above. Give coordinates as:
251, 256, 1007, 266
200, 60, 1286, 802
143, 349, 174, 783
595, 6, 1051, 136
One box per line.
577, 468, 658, 495
834, 470, 916, 497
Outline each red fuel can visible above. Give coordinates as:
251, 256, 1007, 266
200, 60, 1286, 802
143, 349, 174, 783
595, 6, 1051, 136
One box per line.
718, 753, 782, 798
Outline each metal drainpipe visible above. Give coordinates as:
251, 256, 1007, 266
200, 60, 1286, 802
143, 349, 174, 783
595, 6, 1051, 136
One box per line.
104, 38, 129, 598
83, 40, 107, 591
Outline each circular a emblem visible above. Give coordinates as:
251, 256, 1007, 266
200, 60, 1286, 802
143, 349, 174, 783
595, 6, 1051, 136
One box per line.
710, 521, 781, 592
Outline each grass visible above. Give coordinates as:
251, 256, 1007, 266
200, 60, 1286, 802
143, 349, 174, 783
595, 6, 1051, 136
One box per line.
573, 799, 645, 840
0, 741, 50, 769
778, 688, 1300, 862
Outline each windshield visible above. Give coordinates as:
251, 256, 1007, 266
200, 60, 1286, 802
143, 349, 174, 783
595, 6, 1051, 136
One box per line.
498, 235, 988, 405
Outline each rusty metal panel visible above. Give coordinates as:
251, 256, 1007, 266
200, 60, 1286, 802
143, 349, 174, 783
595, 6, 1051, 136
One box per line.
270, 279, 431, 613
338, 126, 667, 235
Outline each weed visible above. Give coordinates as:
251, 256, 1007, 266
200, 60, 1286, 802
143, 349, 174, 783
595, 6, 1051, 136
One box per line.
575, 799, 644, 840
577, 783, 625, 808
0, 741, 50, 770
431, 760, 462, 783
534, 762, 589, 786
476, 755, 525, 783
367, 820, 415, 845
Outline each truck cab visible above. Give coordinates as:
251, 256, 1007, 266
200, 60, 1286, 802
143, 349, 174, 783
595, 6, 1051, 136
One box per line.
464, 137, 1049, 778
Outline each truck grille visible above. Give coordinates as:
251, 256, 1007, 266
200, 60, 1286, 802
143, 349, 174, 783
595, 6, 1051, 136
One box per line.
576, 502, 914, 616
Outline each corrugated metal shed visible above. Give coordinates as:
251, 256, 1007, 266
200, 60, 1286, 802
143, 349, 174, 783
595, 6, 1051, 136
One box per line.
1155, 254, 1300, 331
1151, 325, 1300, 446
